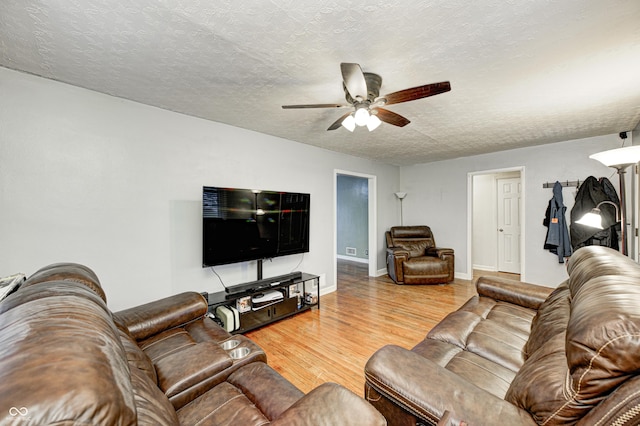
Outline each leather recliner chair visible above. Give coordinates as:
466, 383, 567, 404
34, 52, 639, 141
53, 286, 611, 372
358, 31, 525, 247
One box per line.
386, 226, 454, 284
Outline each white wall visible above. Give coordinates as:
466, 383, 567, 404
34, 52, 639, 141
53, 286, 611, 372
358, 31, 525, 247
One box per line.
0, 67, 400, 311
401, 134, 628, 287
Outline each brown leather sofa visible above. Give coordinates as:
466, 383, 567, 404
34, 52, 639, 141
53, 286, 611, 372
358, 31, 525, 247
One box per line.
386, 226, 455, 284
0, 263, 386, 425
365, 245, 640, 425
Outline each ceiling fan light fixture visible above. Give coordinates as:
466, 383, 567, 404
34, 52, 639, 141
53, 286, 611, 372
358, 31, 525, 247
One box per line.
366, 114, 381, 131
354, 106, 370, 126
341, 114, 356, 132
282, 63, 451, 132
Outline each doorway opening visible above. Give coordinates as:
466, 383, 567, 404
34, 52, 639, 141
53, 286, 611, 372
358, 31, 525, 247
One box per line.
334, 170, 377, 288
469, 167, 525, 281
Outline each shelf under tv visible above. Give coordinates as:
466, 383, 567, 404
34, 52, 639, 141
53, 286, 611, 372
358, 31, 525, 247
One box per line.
207, 272, 319, 334
224, 270, 303, 296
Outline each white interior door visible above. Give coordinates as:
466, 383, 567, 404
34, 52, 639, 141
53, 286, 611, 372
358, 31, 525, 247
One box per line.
497, 177, 521, 274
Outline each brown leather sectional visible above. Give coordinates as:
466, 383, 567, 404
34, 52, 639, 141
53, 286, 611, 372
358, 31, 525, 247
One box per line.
365, 245, 640, 425
0, 263, 385, 425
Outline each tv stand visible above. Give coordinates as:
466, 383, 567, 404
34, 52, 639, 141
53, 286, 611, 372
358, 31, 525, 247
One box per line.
224, 271, 303, 295
207, 272, 319, 334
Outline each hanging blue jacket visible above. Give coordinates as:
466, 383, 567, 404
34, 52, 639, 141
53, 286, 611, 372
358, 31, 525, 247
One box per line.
543, 181, 572, 263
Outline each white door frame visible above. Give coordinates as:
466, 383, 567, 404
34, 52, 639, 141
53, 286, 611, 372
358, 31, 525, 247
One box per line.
334, 170, 378, 285
467, 166, 526, 282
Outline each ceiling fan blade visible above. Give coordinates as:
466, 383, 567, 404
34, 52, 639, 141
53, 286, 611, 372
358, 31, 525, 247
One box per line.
327, 111, 354, 131
381, 81, 451, 105
375, 108, 410, 127
282, 103, 348, 109
340, 63, 368, 100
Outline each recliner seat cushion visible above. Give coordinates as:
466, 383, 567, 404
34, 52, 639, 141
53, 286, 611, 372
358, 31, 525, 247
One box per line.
403, 256, 447, 275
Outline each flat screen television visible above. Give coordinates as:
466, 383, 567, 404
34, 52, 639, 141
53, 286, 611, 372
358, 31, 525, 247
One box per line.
202, 186, 310, 268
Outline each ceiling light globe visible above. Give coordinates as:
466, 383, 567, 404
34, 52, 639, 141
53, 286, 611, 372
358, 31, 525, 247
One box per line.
354, 107, 370, 126
342, 114, 356, 132
367, 114, 381, 131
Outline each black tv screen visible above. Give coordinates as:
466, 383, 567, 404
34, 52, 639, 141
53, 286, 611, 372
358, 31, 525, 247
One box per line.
202, 186, 310, 267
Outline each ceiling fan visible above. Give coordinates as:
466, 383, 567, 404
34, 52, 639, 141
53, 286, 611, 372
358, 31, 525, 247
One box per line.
282, 63, 451, 132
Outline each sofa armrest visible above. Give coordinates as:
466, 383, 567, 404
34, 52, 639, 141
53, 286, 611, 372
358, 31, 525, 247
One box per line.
272, 382, 386, 426
475, 276, 553, 310
113, 292, 208, 341
365, 345, 536, 426
387, 247, 410, 258
387, 247, 410, 283
426, 246, 454, 258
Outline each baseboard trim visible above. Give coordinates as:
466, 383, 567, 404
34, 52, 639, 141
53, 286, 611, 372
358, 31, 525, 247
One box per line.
473, 265, 497, 272
455, 271, 473, 280
375, 268, 388, 277
336, 254, 369, 264
320, 284, 336, 296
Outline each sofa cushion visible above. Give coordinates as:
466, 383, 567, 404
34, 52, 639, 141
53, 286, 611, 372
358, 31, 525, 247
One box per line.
19, 262, 107, 302
412, 338, 517, 398
0, 283, 136, 424
427, 296, 532, 371
504, 333, 568, 423
227, 361, 304, 421
414, 295, 536, 400
403, 256, 448, 279
130, 366, 179, 425
396, 240, 429, 258
117, 326, 158, 384
177, 381, 270, 425
522, 281, 570, 359
566, 244, 640, 292
177, 362, 303, 425
272, 382, 388, 426
506, 274, 640, 424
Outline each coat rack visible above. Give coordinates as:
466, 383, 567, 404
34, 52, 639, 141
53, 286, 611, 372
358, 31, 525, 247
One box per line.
542, 180, 580, 189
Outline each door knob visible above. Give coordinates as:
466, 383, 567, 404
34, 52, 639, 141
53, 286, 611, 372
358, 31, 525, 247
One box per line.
499, 228, 504, 232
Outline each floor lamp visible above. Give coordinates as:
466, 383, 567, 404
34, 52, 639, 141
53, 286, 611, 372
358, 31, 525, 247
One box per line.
395, 192, 407, 226
581, 145, 640, 256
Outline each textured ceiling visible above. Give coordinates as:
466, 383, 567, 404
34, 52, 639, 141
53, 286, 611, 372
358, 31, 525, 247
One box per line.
1, 0, 639, 165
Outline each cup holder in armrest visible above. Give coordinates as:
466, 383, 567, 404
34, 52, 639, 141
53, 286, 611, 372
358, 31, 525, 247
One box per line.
220, 339, 240, 350
229, 347, 251, 359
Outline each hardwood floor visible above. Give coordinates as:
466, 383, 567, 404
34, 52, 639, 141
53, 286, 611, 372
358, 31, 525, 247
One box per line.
244, 260, 480, 396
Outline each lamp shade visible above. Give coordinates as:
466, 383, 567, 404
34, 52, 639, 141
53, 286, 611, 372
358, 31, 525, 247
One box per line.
589, 145, 640, 168
575, 209, 604, 229
394, 192, 407, 200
